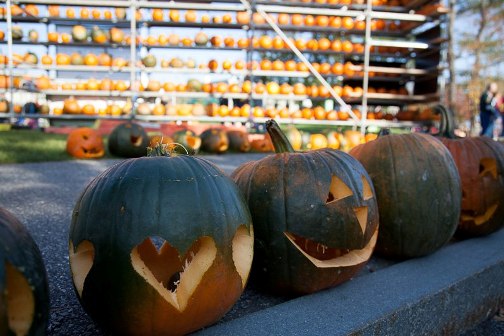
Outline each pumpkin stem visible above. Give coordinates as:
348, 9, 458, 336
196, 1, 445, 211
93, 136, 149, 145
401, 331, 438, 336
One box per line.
265, 119, 296, 153
147, 142, 190, 157
378, 128, 391, 137
434, 104, 457, 139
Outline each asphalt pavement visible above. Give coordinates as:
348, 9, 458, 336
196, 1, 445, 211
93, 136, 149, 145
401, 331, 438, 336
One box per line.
0, 155, 502, 335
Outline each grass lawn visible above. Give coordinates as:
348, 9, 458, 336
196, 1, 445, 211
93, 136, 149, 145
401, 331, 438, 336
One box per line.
0, 129, 115, 164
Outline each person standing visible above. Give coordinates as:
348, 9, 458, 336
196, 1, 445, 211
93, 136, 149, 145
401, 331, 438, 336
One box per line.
479, 82, 500, 137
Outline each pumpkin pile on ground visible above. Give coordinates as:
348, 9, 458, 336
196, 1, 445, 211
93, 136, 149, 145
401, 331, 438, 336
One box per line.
108, 121, 150, 158
231, 120, 379, 295
0, 207, 49, 336
69, 143, 254, 335
435, 104, 504, 237
66, 127, 105, 159
350, 129, 461, 259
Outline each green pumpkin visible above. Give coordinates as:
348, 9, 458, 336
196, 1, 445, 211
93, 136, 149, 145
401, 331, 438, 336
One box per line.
350, 131, 461, 259
108, 122, 150, 158
0, 207, 49, 336
200, 128, 229, 154
172, 129, 201, 154
227, 130, 251, 153
231, 120, 379, 295
69, 146, 253, 335
11, 26, 23, 41
90, 26, 108, 44
435, 104, 504, 237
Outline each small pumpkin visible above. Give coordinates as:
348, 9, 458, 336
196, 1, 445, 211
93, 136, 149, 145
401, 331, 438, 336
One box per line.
435, 104, 504, 237
66, 127, 105, 159
12, 26, 23, 41
91, 26, 108, 44
63, 97, 81, 114
199, 128, 229, 154
108, 122, 150, 158
0, 207, 49, 336
350, 130, 461, 259
227, 130, 251, 153
231, 120, 379, 295
109, 27, 124, 44
142, 54, 157, 68
0, 98, 9, 113
71, 25, 88, 42
69, 144, 253, 335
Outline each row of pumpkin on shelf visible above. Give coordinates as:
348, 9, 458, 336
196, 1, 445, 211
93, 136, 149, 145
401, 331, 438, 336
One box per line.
0, 98, 438, 122
1, 3, 425, 32
0, 75, 408, 99
1, 52, 401, 80
66, 121, 375, 160
2, 25, 406, 56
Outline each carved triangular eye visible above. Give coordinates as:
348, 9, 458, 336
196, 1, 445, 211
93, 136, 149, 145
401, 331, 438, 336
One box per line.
327, 175, 353, 203
69, 240, 95, 298
361, 176, 373, 200
479, 158, 497, 179
353, 206, 368, 234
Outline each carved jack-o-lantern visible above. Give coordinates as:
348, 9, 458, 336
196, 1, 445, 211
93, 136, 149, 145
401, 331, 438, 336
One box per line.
200, 128, 229, 154
108, 122, 150, 158
69, 146, 254, 335
0, 207, 49, 336
231, 120, 379, 295
435, 104, 504, 237
66, 127, 105, 159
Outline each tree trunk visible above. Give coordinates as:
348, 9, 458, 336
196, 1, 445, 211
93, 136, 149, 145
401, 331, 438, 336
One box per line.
447, 0, 456, 114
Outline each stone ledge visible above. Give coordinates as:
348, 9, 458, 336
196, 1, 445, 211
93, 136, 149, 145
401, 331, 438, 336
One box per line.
198, 228, 504, 336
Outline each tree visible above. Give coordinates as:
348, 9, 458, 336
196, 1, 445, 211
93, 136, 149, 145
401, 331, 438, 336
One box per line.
454, 0, 504, 130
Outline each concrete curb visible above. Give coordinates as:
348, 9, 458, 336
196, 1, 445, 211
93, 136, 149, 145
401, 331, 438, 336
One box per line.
198, 229, 504, 335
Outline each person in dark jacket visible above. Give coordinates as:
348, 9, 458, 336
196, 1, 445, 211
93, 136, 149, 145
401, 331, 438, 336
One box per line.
479, 82, 499, 137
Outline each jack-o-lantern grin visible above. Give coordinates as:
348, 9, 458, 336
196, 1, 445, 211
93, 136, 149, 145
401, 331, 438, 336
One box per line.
130, 135, 144, 147
284, 227, 378, 268
461, 203, 498, 226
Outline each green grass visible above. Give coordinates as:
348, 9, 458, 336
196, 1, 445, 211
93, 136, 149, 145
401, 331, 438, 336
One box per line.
0, 130, 114, 164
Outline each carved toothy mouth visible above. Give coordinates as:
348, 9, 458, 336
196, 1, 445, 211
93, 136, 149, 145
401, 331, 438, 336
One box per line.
461, 203, 498, 226
284, 227, 378, 268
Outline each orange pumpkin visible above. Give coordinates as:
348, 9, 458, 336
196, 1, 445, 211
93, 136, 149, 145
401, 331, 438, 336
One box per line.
236, 11, 250, 25
66, 127, 105, 159
24, 4, 39, 17
36, 76, 51, 90
92, 9, 101, 19
47, 32, 59, 43
56, 53, 71, 65
48, 5, 60, 17
84, 53, 99, 66
66, 8, 76, 19
41, 55, 53, 65
152, 9, 164, 21
80, 7, 90, 19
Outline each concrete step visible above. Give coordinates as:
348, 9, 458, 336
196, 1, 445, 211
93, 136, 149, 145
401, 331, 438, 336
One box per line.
197, 228, 504, 336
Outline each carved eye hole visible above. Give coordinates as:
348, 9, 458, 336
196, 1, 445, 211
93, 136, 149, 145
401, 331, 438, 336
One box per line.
5, 261, 35, 336
362, 176, 373, 200
479, 158, 497, 179
354, 206, 368, 234
326, 175, 353, 204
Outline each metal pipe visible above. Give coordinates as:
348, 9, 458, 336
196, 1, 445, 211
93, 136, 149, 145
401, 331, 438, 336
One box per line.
360, 0, 372, 134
